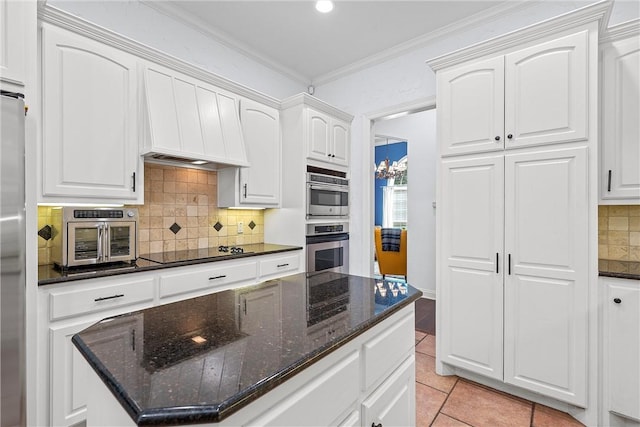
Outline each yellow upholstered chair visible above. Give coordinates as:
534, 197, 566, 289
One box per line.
374, 227, 407, 279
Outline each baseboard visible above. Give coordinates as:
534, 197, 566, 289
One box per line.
419, 290, 436, 300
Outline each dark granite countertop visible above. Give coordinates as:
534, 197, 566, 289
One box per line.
599, 259, 640, 280
38, 243, 302, 286
72, 272, 422, 426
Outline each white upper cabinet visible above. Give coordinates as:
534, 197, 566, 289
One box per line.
142, 63, 248, 168
438, 31, 589, 157
41, 23, 142, 203
600, 33, 640, 202
0, 0, 26, 88
438, 56, 505, 156
217, 97, 281, 207
307, 108, 350, 168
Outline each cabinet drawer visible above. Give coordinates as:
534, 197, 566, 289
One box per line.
49, 278, 154, 321
159, 261, 257, 298
259, 253, 300, 278
362, 309, 415, 391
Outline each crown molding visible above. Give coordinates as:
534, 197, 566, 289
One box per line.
426, 0, 612, 71
280, 93, 354, 122
312, 0, 532, 86
600, 18, 640, 44
141, 0, 310, 87
38, 5, 282, 109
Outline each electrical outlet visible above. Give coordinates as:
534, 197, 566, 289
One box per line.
237, 221, 244, 234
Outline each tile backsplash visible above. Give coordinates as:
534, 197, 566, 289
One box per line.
37, 163, 264, 266
598, 205, 640, 262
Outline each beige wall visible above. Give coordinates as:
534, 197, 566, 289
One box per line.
598, 205, 640, 262
37, 163, 264, 265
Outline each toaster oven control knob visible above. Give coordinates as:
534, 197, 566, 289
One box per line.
126, 210, 135, 217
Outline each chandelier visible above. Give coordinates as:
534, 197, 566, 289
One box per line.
375, 138, 407, 180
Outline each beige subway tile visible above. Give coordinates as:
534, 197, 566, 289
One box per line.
187, 170, 199, 183
630, 246, 640, 262
227, 236, 237, 246
598, 205, 609, 217
176, 168, 188, 183
175, 239, 188, 251
138, 241, 149, 255
149, 229, 162, 241
38, 248, 49, 265
198, 195, 208, 206
174, 207, 187, 217
187, 238, 198, 250
139, 229, 149, 242
150, 217, 163, 229
198, 237, 208, 249
187, 228, 199, 239
187, 217, 198, 228
175, 216, 187, 229
228, 215, 237, 226
138, 205, 149, 217
630, 217, 640, 232
174, 227, 186, 239
197, 205, 208, 217
150, 241, 163, 253
198, 227, 209, 238
599, 216, 609, 230
628, 206, 640, 216
217, 226, 228, 237
163, 229, 177, 241
208, 236, 219, 248
630, 232, 640, 247
147, 167, 163, 181
218, 237, 228, 246
236, 235, 245, 245
163, 182, 175, 194
150, 180, 164, 193
163, 168, 177, 182
139, 216, 150, 229
198, 171, 209, 184
187, 206, 198, 217
163, 206, 176, 217
162, 217, 175, 229
197, 216, 208, 227
163, 193, 176, 204
175, 182, 187, 194
608, 245, 629, 261
609, 206, 629, 217
609, 217, 629, 231
608, 231, 630, 246
175, 193, 187, 205
163, 240, 175, 252
149, 204, 163, 217
208, 172, 217, 185
150, 192, 164, 204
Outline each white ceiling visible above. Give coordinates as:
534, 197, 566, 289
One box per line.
145, 0, 525, 84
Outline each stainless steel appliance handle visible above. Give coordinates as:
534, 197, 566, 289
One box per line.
102, 224, 110, 262
309, 184, 348, 192
97, 224, 104, 262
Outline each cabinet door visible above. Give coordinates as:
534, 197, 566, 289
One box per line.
307, 109, 331, 160
437, 56, 505, 156
50, 320, 96, 427
607, 280, 640, 421
331, 119, 349, 166
362, 355, 415, 427
0, 0, 26, 87
601, 36, 640, 201
504, 31, 588, 149
41, 24, 140, 202
503, 146, 588, 406
439, 155, 504, 380
239, 98, 280, 205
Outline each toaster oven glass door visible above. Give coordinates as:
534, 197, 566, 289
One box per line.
67, 222, 102, 266
107, 222, 137, 262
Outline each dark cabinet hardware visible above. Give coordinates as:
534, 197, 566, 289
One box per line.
243, 183, 247, 198
507, 134, 513, 139
243, 299, 247, 314
131, 329, 136, 351
209, 275, 226, 280
277, 263, 289, 268
132, 172, 136, 192
496, 253, 499, 273
331, 154, 336, 158
614, 298, 622, 304
495, 136, 501, 141
372, 423, 382, 427
327, 153, 332, 157
94, 294, 124, 302
607, 170, 612, 192
508, 254, 511, 275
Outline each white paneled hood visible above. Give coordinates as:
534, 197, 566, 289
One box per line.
140, 63, 249, 169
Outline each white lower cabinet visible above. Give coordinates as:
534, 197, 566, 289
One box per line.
440, 146, 589, 406
603, 277, 640, 425
38, 251, 303, 427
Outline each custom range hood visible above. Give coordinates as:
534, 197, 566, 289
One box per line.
140, 64, 249, 169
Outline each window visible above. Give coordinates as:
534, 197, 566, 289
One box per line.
383, 157, 408, 228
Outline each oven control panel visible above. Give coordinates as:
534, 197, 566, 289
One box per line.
306, 223, 349, 236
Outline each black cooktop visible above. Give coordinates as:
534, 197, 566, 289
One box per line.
139, 246, 253, 264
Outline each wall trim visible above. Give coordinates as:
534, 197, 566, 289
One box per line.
599, 18, 640, 44
280, 93, 354, 122
38, 5, 283, 109
426, 0, 612, 71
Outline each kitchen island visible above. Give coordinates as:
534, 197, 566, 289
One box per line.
73, 272, 422, 426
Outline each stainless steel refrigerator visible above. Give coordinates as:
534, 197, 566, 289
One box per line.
1, 90, 26, 427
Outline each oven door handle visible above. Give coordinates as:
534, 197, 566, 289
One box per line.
97, 224, 104, 262
308, 184, 348, 193
102, 224, 110, 262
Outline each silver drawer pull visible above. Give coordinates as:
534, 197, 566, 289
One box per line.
209, 275, 226, 280
277, 263, 289, 268
94, 294, 124, 302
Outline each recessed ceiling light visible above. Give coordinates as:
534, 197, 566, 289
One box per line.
315, 1, 334, 13
191, 160, 208, 165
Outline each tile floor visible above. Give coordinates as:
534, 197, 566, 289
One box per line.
414, 301, 584, 427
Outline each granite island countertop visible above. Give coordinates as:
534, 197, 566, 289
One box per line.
38, 243, 302, 285
599, 259, 640, 280
72, 272, 422, 426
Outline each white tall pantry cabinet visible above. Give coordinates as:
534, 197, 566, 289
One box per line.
429, 4, 605, 424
